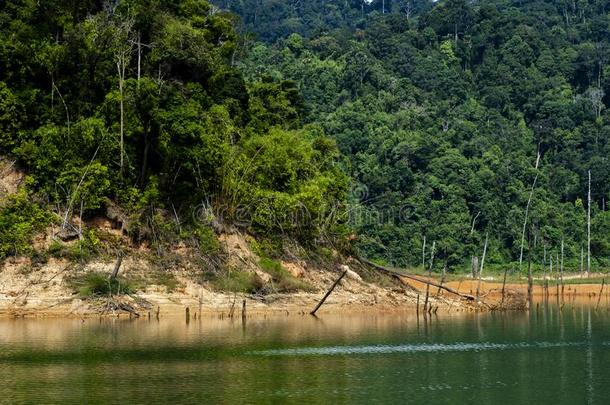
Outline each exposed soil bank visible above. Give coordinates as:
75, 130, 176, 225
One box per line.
403, 274, 610, 305
0, 253, 454, 319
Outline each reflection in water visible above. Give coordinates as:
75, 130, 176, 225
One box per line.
1, 307, 610, 404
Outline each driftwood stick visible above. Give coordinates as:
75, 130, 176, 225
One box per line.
527, 230, 533, 304
228, 294, 237, 318
310, 269, 348, 315
500, 267, 508, 307
424, 241, 436, 311
596, 279, 605, 311
361, 259, 476, 301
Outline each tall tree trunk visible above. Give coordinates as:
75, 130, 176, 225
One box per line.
423, 241, 435, 311
117, 60, 125, 172
560, 239, 565, 302
422, 235, 426, 270
472, 256, 479, 279
587, 170, 591, 277
137, 32, 141, 86
527, 232, 534, 308
519, 152, 541, 267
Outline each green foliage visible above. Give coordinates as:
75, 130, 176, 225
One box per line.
0, 0, 346, 259
0, 188, 54, 260
46, 230, 102, 262
193, 225, 221, 254
212, 270, 264, 293
70, 273, 134, 298
5, 0, 610, 275
259, 257, 314, 292
235, 0, 610, 271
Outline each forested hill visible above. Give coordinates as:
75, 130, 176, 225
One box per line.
1, 0, 610, 274
226, 0, 610, 269
0, 1, 347, 262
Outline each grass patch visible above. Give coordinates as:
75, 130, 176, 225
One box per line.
212, 270, 264, 294
259, 257, 314, 292
150, 271, 180, 292
47, 230, 102, 262
68, 272, 134, 298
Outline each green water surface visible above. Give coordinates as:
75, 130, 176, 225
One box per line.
1, 306, 609, 404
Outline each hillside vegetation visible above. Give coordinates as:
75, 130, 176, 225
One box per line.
1, 0, 610, 279
227, 0, 610, 271
0, 0, 348, 276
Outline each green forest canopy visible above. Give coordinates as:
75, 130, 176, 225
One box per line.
226, 0, 610, 269
0, 0, 347, 259
1, 0, 610, 273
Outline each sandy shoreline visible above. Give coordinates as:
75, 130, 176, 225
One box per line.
1, 248, 607, 319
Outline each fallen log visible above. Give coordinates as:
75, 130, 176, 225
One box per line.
360, 258, 476, 301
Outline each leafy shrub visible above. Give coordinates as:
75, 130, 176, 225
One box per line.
0, 188, 54, 260
46, 230, 101, 262
193, 225, 221, 254
212, 270, 264, 293
259, 257, 313, 292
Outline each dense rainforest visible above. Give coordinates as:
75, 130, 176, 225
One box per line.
1, 0, 610, 275
222, 0, 610, 271
0, 0, 347, 265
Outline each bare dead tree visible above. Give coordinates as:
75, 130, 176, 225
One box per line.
423, 241, 436, 311
470, 211, 480, 235
560, 239, 565, 302
519, 152, 541, 267
476, 233, 488, 301
114, 17, 135, 173
527, 230, 533, 304
421, 235, 426, 269
587, 170, 591, 277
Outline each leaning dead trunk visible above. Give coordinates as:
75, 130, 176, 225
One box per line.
361, 258, 476, 301
110, 254, 123, 280
310, 268, 348, 316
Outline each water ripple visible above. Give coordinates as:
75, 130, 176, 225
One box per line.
251, 341, 588, 356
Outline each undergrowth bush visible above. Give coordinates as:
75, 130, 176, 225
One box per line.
259, 257, 314, 292
212, 270, 264, 293
69, 272, 134, 298
0, 188, 54, 260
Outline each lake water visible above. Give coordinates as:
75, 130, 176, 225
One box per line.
1, 306, 610, 404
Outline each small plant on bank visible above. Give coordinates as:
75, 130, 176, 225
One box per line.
259, 257, 314, 292
68, 272, 134, 298
212, 270, 264, 294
